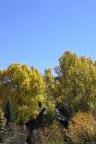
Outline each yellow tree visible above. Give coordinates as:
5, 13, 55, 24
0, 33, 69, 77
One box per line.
0, 63, 45, 122
56, 51, 96, 113
44, 68, 56, 112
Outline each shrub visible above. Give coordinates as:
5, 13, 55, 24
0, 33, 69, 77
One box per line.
2, 124, 26, 144
42, 121, 64, 143
0, 108, 6, 128
65, 112, 96, 144
0, 108, 6, 143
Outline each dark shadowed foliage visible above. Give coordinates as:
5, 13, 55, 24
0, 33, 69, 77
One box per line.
55, 103, 73, 129
26, 107, 46, 132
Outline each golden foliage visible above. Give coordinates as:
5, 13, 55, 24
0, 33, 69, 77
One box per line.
65, 112, 96, 143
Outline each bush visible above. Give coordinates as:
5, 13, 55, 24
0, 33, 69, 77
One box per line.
65, 112, 96, 144
0, 108, 6, 143
42, 121, 64, 143
2, 124, 26, 144
0, 108, 6, 128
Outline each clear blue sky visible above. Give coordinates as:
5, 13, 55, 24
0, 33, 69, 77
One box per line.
0, 0, 96, 73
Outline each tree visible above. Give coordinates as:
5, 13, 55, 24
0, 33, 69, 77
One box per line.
44, 68, 56, 111
55, 51, 96, 113
0, 64, 45, 123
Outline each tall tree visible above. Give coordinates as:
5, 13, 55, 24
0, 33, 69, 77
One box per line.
0, 64, 45, 122
44, 68, 56, 112
56, 51, 96, 113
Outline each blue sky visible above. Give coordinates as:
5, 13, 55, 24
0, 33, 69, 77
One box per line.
0, 0, 96, 73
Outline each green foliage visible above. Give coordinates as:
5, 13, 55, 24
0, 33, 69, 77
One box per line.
0, 64, 45, 122
0, 50, 96, 126
56, 51, 96, 113
44, 68, 56, 113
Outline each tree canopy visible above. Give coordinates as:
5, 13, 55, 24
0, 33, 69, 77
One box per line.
0, 51, 96, 123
